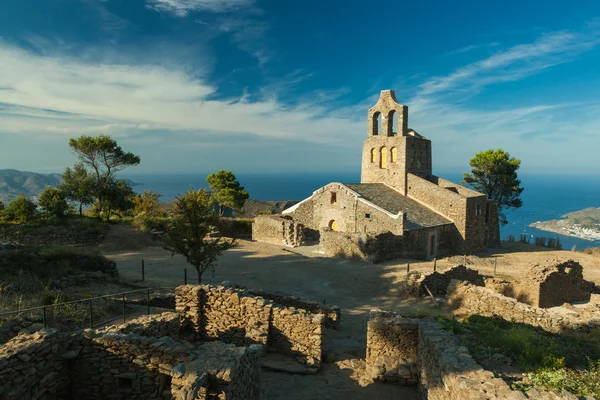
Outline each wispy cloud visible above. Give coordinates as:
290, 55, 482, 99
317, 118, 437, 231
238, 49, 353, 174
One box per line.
445, 42, 500, 56
146, 0, 254, 16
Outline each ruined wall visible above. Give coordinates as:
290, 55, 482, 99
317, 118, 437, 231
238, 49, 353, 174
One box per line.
241, 286, 341, 330
0, 314, 44, 345
252, 215, 304, 247
406, 265, 484, 296
270, 306, 324, 367
101, 312, 181, 338
402, 224, 457, 259
175, 284, 325, 367
418, 320, 525, 400
511, 260, 593, 308
0, 329, 71, 400
446, 281, 600, 334
365, 310, 419, 385
69, 331, 191, 400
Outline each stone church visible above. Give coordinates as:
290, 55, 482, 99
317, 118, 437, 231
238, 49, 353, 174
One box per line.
253, 90, 499, 260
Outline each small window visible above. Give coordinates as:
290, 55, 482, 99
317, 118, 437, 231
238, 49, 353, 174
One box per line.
328, 220, 338, 231
476, 205, 482, 216
370, 148, 376, 163
380, 147, 388, 169
365, 213, 371, 219
117, 377, 133, 391
330, 192, 337, 204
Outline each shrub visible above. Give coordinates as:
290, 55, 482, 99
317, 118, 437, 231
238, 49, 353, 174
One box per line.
218, 218, 253, 237
519, 234, 530, 244
38, 186, 71, 218
6, 195, 37, 223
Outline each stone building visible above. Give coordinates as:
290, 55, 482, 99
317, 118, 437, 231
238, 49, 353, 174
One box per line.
253, 89, 499, 260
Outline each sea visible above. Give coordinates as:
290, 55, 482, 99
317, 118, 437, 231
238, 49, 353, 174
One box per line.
122, 171, 600, 251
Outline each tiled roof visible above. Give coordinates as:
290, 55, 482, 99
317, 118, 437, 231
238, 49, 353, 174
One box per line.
343, 183, 452, 230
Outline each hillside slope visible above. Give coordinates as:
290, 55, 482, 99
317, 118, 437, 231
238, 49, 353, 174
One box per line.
0, 169, 62, 203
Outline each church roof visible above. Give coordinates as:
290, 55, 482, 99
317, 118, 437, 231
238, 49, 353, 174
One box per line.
343, 183, 452, 230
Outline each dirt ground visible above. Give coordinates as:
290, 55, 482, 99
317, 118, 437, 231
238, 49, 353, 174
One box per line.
100, 234, 600, 400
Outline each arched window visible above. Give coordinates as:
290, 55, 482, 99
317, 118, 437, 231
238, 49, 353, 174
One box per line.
391, 147, 397, 163
380, 147, 388, 169
370, 148, 376, 163
372, 112, 381, 135
387, 110, 396, 136
328, 220, 338, 231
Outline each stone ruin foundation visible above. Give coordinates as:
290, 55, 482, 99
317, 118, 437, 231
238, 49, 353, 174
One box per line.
0, 283, 332, 400
365, 310, 595, 399
252, 215, 305, 247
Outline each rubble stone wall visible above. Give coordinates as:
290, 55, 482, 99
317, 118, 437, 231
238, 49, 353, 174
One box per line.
0, 329, 71, 400
269, 306, 324, 366
0, 315, 44, 345
100, 312, 181, 338
175, 284, 325, 366
446, 280, 599, 333
406, 265, 484, 296
365, 310, 419, 385
252, 215, 304, 247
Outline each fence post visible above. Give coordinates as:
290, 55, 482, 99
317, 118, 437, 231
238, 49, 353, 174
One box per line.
184, 268, 187, 285
142, 259, 145, 282
494, 257, 497, 276
43, 306, 47, 328
122, 295, 126, 324
463, 254, 467, 266
89, 300, 93, 329
147, 289, 150, 315
433, 258, 437, 272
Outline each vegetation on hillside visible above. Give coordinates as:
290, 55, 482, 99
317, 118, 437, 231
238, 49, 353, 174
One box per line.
206, 170, 249, 216
438, 315, 600, 397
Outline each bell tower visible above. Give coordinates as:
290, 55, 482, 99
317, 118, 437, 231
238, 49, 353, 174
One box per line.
360, 90, 432, 195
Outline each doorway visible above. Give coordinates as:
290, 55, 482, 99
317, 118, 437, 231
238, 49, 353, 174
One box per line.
428, 234, 437, 258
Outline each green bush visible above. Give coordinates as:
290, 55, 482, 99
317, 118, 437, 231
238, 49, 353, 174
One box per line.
5, 195, 37, 223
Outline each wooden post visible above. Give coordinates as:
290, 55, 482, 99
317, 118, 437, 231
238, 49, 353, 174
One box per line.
407, 262, 411, 277
463, 254, 467, 266
433, 258, 437, 272
494, 257, 497, 276
142, 259, 145, 282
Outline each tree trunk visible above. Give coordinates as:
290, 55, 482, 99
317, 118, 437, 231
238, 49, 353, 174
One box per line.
197, 268, 202, 284
79, 202, 83, 216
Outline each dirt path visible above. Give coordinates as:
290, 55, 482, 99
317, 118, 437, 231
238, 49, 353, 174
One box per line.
101, 239, 600, 400
102, 240, 434, 400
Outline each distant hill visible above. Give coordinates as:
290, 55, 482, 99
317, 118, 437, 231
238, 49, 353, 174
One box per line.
0, 169, 63, 204
0, 169, 139, 205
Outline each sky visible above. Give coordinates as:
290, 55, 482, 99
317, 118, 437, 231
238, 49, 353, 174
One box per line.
1, 0, 600, 176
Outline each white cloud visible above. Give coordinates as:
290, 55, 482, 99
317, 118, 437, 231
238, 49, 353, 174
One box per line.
0, 41, 361, 147
146, 0, 254, 16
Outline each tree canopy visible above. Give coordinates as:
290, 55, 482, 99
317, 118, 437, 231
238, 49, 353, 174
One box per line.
38, 187, 70, 218
6, 195, 37, 223
162, 188, 235, 283
463, 148, 524, 226
68, 135, 140, 180
59, 162, 96, 216
206, 170, 249, 216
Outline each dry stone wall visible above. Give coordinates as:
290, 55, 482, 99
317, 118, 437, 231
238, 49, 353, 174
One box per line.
0, 329, 71, 400
175, 284, 325, 367
365, 310, 419, 385
252, 215, 304, 247
447, 280, 600, 334
406, 265, 484, 296
0, 314, 44, 345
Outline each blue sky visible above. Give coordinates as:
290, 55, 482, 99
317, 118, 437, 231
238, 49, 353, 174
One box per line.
1, 0, 600, 176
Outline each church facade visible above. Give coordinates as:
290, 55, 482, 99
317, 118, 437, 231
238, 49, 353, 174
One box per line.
252, 90, 499, 260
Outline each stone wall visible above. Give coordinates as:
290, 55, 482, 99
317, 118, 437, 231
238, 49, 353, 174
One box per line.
365, 310, 419, 385
175, 284, 325, 367
252, 214, 304, 247
101, 312, 181, 338
446, 280, 600, 334
510, 259, 593, 308
243, 286, 341, 330
0, 314, 44, 345
0, 329, 71, 400
418, 319, 526, 400
406, 265, 484, 296
284, 183, 405, 236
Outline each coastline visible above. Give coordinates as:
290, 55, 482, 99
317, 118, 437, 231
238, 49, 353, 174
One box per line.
530, 221, 600, 242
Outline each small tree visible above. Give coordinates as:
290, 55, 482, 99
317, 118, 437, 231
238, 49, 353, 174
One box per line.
133, 190, 165, 218
97, 179, 135, 222
463, 148, 524, 243
60, 162, 96, 216
38, 187, 70, 218
162, 188, 235, 283
68, 135, 140, 216
6, 195, 37, 223
206, 170, 249, 216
